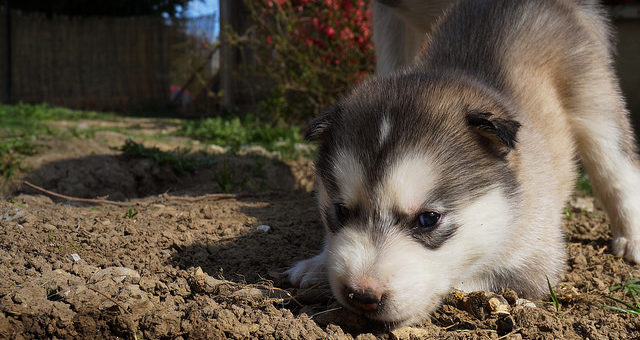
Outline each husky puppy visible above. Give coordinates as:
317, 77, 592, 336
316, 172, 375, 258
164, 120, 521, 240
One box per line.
287, 0, 640, 325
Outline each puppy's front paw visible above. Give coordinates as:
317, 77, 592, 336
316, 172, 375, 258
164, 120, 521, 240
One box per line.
612, 236, 640, 263
284, 252, 327, 288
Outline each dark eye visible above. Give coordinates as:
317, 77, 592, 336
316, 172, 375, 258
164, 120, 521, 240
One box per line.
415, 212, 441, 232
334, 203, 349, 224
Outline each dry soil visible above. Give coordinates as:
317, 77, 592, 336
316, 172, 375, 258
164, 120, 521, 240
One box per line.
1, 119, 639, 339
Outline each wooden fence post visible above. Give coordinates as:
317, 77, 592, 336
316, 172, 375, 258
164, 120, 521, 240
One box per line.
219, 0, 241, 111
5, 0, 12, 104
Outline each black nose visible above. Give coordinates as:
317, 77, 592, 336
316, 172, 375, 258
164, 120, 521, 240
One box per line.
344, 287, 382, 311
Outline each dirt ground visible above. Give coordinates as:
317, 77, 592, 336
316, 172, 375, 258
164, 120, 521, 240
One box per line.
1, 118, 640, 339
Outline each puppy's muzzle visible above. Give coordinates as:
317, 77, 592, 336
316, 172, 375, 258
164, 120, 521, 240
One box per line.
344, 286, 384, 312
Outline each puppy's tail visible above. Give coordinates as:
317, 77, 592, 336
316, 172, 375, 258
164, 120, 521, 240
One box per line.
572, 0, 615, 55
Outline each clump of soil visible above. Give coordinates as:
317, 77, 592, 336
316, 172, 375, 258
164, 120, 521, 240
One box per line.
1, 131, 640, 339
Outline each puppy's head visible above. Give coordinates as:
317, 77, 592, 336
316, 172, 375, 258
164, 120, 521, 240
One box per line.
307, 73, 521, 325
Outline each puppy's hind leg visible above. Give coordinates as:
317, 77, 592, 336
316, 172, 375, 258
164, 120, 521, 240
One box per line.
372, 1, 424, 75
372, 0, 452, 75
570, 71, 640, 263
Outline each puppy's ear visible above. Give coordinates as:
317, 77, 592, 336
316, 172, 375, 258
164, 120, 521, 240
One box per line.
305, 105, 339, 142
466, 111, 521, 155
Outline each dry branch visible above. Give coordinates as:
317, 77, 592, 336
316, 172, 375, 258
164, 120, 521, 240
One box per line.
22, 181, 133, 207
22, 180, 283, 206
88, 287, 130, 314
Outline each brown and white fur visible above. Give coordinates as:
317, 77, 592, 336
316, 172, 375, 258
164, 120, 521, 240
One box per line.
286, 0, 640, 326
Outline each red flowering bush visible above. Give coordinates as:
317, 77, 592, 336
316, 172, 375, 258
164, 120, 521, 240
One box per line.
235, 0, 374, 120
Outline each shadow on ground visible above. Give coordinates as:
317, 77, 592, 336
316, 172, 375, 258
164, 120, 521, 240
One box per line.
15, 148, 322, 287
18, 152, 299, 201
169, 191, 324, 284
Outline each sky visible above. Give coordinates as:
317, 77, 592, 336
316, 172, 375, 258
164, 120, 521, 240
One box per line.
182, 0, 220, 40
184, 0, 219, 18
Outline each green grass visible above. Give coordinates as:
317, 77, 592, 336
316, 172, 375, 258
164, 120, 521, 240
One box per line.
600, 278, 640, 315
575, 168, 593, 196
123, 206, 138, 219
120, 139, 268, 192
562, 206, 574, 221
212, 158, 235, 192
119, 139, 201, 176
0, 103, 117, 184
175, 115, 308, 158
45, 231, 55, 243
547, 276, 562, 315
1, 103, 310, 190
0, 103, 115, 137
0, 136, 39, 186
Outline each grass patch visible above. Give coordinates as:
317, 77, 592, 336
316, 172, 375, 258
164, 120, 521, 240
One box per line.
0, 103, 117, 183
45, 231, 55, 243
175, 115, 308, 158
0, 136, 39, 186
562, 206, 574, 221
0, 103, 115, 138
120, 139, 268, 192
119, 139, 201, 176
600, 278, 640, 315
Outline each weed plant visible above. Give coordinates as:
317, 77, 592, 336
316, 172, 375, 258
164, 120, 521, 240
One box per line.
601, 278, 640, 315
547, 276, 562, 315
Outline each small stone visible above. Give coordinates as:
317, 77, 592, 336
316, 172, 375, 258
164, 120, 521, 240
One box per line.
43, 223, 57, 232
124, 225, 138, 236
488, 294, 510, 316
256, 225, 271, 232
515, 298, 536, 308
208, 144, 228, 154
89, 267, 141, 284
237, 145, 275, 157
189, 267, 227, 294
195, 267, 205, 277
201, 206, 215, 219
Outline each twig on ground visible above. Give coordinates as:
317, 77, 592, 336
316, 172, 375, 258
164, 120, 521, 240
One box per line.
443, 323, 460, 330
3, 309, 22, 316
22, 180, 284, 206
253, 284, 305, 307
88, 286, 130, 314
22, 181, 133, 207
161, 193, 240, 201
160, 190, 281, 202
